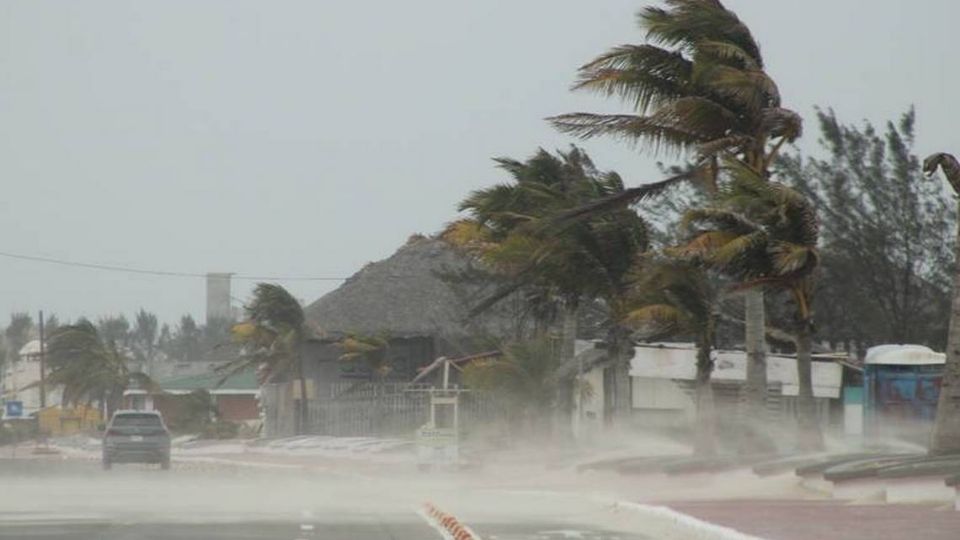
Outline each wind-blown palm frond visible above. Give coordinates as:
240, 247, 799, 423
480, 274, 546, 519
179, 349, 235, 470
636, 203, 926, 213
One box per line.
337, 334, 391, 376
554, 169, 695, 223
924, 152, 960, 194
462, 338, 562, 415
676, 156, 821, 302
220, 283, 310, 385
550, 113, 703, 154
691, 62, 780, 112
624, 304, 688, 336
44, 321, 150, 412
450, 146, 651, 321
640, 1, 762, 67
761, 108, 804, 142
245, 283, 305, 335
550, 0, 799, 188
573, 45, 693, 110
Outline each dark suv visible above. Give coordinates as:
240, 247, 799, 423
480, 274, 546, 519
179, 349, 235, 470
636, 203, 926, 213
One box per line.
102, 410, 172, 470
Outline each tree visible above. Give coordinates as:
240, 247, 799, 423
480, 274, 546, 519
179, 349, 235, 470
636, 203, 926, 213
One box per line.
169, 315, 202, 362
44, 314, 60, 336
221, 283, 311, 434
623, 257, 720, 455
131, 309, 160, 363
97, 315, 130, 347
463, 338, 567, 437
448, 146, 649, 421
923, 152, 960, 454
338, 334, 391, 379
5, 313, 34, 362
780, 109, 955, 351
549, 0, 803, 424
550, 0, 800, 174
202, 317, 233, 351
681, 159, 822, 449
44, 320, 150, 416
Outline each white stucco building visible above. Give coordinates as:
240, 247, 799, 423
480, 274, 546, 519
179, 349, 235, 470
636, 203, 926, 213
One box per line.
573, 341, 844, 433
1, 340, 62, 418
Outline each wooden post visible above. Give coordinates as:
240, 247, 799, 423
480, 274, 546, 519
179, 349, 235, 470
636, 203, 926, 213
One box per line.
38, 310, 46, 409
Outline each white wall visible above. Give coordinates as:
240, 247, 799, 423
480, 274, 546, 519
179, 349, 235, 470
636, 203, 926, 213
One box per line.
2, 358, 62, 416
632, 377, 692, 411
844, 403, 864, 436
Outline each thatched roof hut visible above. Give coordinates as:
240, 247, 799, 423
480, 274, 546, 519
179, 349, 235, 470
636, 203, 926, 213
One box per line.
304, 235, 531, 354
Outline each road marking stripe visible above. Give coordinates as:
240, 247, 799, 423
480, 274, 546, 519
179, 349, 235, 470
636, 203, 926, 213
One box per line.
614, 501, 765, 540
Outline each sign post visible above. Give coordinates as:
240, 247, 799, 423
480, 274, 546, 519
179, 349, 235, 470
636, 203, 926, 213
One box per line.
4, 400, 23, 419
416, 358, 461, 470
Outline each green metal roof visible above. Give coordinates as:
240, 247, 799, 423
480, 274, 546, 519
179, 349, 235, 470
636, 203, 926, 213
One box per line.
158, 369, 259, 392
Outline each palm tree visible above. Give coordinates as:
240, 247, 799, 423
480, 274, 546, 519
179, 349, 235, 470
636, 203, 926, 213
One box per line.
44, 320, 151, 417
462, 338, 567, 437
623, 257, 720, 455
338, 334, 391, 378
448, 147, 649, 421
924, 152, 960, 454
550, 0, 801, 184
549, 0, 802, 425
221, 283, 311, 434
680, 159, 822, 449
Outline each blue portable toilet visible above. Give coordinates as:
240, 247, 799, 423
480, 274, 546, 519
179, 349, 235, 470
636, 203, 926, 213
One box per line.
863, 345, 944, 443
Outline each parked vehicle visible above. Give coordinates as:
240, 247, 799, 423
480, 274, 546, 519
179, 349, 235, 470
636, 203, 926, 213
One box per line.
102, 410, 171, 470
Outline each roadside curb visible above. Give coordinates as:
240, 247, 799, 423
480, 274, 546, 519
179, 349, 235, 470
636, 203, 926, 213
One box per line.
613, 501, 765, 540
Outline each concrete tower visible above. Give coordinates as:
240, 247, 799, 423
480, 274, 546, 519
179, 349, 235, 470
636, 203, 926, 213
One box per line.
206, 272, 234, 325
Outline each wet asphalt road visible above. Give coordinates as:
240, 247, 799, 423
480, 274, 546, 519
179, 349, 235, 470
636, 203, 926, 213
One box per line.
0, 520, 434, 540
0, 521, 640, 540
0, 458, 649, 540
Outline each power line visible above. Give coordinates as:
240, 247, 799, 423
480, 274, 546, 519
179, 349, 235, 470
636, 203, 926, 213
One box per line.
0, 250, 348, 282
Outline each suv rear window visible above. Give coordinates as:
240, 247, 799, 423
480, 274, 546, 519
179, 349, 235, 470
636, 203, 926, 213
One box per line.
112, 414, 162, 427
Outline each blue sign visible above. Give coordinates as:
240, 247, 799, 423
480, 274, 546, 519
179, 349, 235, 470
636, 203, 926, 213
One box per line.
4, 400, 23, 418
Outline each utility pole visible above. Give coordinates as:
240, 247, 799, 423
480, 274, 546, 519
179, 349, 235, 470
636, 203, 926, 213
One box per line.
38, 310, 45, 409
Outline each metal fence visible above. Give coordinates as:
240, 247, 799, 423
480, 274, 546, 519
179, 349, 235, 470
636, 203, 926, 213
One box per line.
305, 382, 501, 438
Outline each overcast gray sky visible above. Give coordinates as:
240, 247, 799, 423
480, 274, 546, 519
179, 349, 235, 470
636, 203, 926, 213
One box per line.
0, 0, 956, 327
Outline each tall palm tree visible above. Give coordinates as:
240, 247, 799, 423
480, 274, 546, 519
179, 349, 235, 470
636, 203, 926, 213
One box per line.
221, 283, 311, 434
550, 0, 801, 182
924, 152, 960, 454
680, 159, 822, 449
44, 320, 152, 417
549, 0, 802, 425
623, 257, 720, 455
448, 147, 649, 420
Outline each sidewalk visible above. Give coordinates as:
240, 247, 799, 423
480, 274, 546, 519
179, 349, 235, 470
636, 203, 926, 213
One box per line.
667, 499, 960, 540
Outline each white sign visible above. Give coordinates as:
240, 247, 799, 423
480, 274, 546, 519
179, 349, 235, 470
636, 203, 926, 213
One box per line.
416, 426, 458, 465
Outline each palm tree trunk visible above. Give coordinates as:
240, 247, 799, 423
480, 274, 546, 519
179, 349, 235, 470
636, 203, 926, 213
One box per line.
296, 356, 309, 435
693, 334, 717, 456
610, 327, 633, 426
795, 326, 824, 451
742, 289, 768, 423
931, 206, 960, 453
561, 304, 578, 440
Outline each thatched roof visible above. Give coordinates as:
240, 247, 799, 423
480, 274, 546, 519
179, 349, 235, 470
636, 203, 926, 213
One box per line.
305, 236, 530, 346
